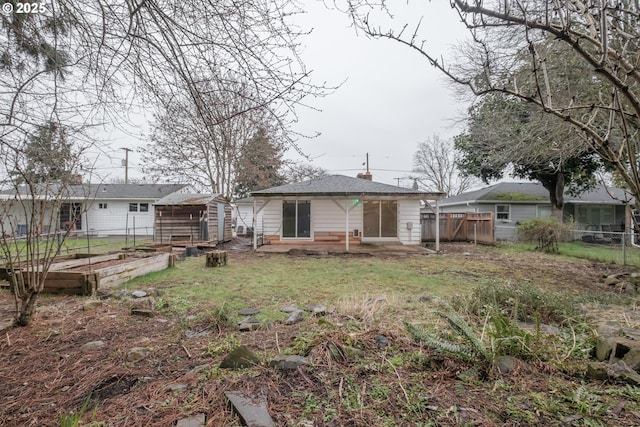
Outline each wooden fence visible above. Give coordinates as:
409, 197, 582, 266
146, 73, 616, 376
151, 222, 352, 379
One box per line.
421, 212, 495, 244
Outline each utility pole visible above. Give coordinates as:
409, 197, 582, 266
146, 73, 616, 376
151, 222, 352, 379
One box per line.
394, 177, 401, 186
121, 147, 132, 184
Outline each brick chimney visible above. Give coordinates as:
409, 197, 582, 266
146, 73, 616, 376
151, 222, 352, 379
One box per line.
356, 172, 372, 181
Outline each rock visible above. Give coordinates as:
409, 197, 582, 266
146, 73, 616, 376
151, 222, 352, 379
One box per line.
607, 360, 640, 385
80, 340, 105, 352
132, 290, 148, 298
597, 321, 622, 337
375, 335, 388, 348
176, 413, 206, 427
595, 337, 615, 362
604, 275, 621, 286
622, 347, 640, 371
82, 299, 103, 311
165, 383, 188, 392
304, 304, 326, 315
585, 362, 609, 381
224, 391, 275, 427
239, 307, 260, 316
279, 306, 298, 313
285, 310, 304, 325
239, 322, 261, 332
238, 316, 261, 332
127, 347, 149, 362
494, 355, 519, 374
131, 296, 155, 310
269, 354, 309, 370
238, 316, 260, 326
131, 308, 155, 318
220, 345, 260, 369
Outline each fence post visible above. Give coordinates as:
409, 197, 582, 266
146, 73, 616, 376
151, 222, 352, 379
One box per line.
623, 232, 627, 265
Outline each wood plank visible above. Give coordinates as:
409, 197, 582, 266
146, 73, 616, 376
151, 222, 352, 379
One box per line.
48, 254, 121, 272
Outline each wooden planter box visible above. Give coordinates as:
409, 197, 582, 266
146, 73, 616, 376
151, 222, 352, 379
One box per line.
1, 253, 175, 296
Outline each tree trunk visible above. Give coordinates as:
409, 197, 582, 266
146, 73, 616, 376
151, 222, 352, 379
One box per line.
538, 172, 565, 221
16, 290, 39, 326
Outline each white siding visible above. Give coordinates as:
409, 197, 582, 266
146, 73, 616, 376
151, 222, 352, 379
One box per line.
312, 200, 363, 235
397, 199, 421, 245
84, 199, 155, 236
260, 199, 282, 236
259, 199, 364, 240
235, 202, 266, 233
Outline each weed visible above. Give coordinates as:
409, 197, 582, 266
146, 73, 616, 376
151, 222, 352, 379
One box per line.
58, 395, 99, 427
201, 334, 241, 358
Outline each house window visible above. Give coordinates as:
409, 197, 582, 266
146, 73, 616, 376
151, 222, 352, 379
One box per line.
496, 204, 510, 221
139, 203, 149, 212
282, 200, 310, 238
129, 203, 138, 212
60, 203, 82, 231
363, 200, 397, 238
98, 203, 108, 209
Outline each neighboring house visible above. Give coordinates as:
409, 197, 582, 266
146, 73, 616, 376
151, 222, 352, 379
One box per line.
153, 193, 232, 244
250, 174, 444, 250
437, 182, 632, 241
0, 183, 188, 237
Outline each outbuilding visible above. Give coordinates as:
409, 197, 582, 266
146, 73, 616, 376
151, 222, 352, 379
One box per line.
153, 193, 232, 244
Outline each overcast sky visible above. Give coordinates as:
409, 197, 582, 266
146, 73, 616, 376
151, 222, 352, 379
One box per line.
101, 1, 470, 189
289, 1, 470, 187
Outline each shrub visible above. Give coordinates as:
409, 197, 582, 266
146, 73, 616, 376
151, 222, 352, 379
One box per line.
517, 218, 572, 253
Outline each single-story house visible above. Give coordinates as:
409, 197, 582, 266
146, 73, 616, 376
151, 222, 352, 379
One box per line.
436, 182, 632, 241
0, 183, 188, 237
153, 193, 232, 244
250, 174, 445, 250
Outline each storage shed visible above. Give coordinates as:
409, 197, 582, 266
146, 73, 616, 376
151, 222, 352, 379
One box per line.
153, 193, 232, 244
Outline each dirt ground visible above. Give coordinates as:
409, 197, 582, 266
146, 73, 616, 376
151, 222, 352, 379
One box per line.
1, 242, 640, 426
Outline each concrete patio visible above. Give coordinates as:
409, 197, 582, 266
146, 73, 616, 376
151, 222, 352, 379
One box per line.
254, 243, 437, 256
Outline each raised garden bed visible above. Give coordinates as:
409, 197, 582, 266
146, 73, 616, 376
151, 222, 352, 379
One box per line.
0, 252, 175, 295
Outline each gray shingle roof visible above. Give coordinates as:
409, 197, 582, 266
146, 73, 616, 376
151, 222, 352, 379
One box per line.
251, 175, 444, 198
441, 182, 633, 205
0, 183, 187, 200
69, 183, 188, 200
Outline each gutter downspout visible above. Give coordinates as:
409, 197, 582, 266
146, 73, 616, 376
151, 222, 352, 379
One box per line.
435, 199, 440, 253
253, 198, 257, 250
346, 200, 349, 252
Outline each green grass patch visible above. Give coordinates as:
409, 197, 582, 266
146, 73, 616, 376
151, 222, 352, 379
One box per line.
499, 241, 640, 267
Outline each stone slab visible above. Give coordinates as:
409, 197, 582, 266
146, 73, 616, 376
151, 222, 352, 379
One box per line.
225, 391, 275, 427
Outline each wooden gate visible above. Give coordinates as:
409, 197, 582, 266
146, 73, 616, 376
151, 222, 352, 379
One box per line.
421, 212, 494, 243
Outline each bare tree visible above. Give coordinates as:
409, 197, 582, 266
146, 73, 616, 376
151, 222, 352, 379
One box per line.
345, 0, 640, 213
0, 0, 325, 325
283, 162, 327, 183
413, 134, 477, 196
